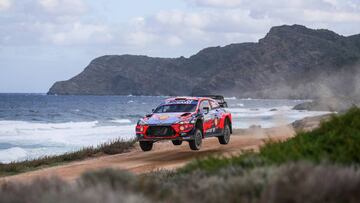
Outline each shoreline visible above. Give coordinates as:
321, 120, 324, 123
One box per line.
0, 113, 333, 184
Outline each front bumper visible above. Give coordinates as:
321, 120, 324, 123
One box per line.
136, 125, 196, 142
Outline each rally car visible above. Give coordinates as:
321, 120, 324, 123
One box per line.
135, 96, 232, 151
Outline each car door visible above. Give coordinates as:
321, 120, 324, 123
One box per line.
210, 100, 222, 134
199, 100, 215, 136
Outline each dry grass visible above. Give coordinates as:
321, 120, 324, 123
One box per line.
1, 163, 360, 203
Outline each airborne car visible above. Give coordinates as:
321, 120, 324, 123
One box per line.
135, 96, 232, 151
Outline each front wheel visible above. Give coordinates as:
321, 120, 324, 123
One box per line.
218, 123, 231, 145
189, 129, 202, 150
139, 141, 153, 151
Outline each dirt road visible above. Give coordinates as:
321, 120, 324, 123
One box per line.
1, 126, 294, 183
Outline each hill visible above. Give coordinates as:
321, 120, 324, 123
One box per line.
48, 24, 360, 102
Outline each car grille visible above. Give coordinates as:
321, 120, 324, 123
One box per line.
146, 126, 175, 137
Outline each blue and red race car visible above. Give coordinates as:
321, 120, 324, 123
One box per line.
135, 96, 232, 151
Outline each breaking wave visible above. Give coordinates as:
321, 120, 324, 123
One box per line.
0, 120, 135, 163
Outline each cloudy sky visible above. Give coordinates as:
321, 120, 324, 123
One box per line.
1, 0, 360, 93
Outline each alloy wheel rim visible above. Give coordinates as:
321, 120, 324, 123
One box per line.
224, 127, 230, 143
196, 132, 202, 147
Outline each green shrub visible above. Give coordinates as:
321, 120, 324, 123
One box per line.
181, 107, 360, 172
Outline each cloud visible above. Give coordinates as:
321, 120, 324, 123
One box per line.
124, 31, 157, 47
38, 0, 87, 15
0, 0, 360, 57
0, 0, 105, 47
185, 0, 360, 23
0, 0, 11, 11
155, 10, 209, 29
187, 0, 244, 7
47, 22, 113, 45
126, 9, 274, 50
187, 0, 339, 10
303, 9, 360, 22
167, 35, 183, 46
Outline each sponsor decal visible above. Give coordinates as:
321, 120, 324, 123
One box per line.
205, 128, 216, 133
165, 100, 197, 105
159, 115, 169, 120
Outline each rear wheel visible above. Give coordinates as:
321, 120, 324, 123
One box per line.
139, 141, 153, 151
172, 140, 183, 146
218, 123, 231, 145
189, 129, 202, 150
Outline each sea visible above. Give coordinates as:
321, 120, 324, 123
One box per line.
0, 94, 330, 163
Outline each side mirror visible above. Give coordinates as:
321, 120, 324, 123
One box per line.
202, 107, 210, 114
151, 109, 155, 112
219, 103, 228, 108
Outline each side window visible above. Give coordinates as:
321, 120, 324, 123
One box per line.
210, 100, 220, 109
199, 100, 210, 113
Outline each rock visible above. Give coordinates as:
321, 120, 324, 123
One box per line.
293, 102, 315, 111
292, 114, 333, 132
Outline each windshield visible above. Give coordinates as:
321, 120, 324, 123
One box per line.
153, 104, 197, 113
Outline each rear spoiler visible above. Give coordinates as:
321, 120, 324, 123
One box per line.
199, 95, 228, 108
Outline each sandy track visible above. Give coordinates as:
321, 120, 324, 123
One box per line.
1, 127, 294, 183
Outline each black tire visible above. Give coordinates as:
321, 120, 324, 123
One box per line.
139, 141, 153, 151
189, 129, 202, 150
172, 140, 183, 146
218, 122, 231, 145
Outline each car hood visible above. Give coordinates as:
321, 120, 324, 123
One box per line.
145, 112, 193, 125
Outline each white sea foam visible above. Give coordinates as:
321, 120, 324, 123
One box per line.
224, 97, 237, 100
110, 119, 132, 124
0, 120, 136, 163
228, 107, 329, 129
0, 147, 28, 163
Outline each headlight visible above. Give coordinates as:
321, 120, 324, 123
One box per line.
178, 118, 195, 124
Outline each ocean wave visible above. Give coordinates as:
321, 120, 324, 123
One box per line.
110, 119, 132, 124
0, 120, 136, 163
228, 107, 329, 129
224, 96, 237, 100
0, 147, 28, 163
228, 106, 294, 113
